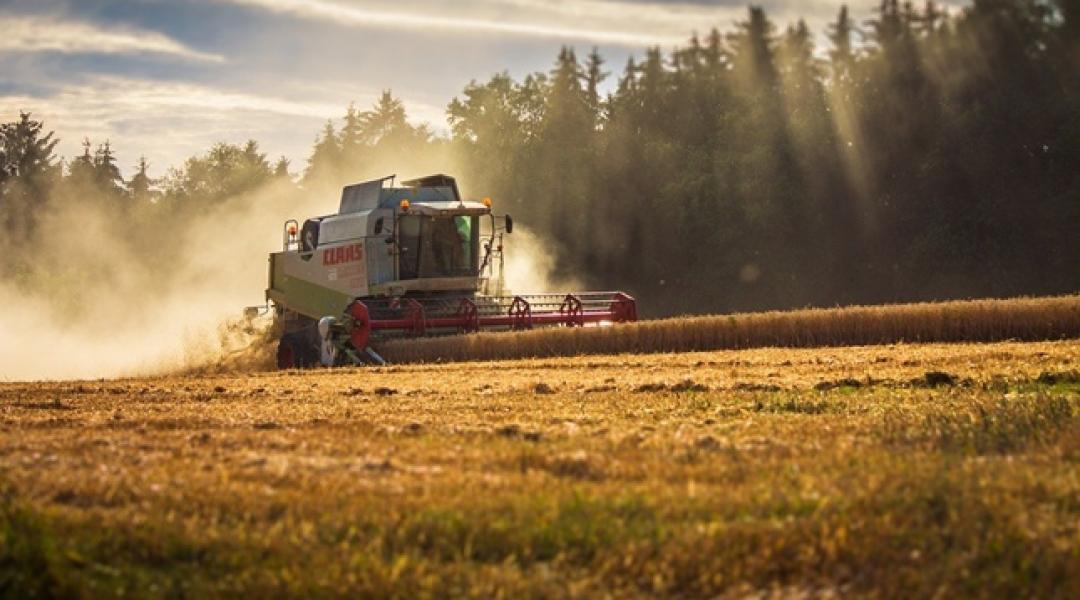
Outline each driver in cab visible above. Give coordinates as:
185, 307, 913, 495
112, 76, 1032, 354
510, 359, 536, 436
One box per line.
431, 217, 468, 274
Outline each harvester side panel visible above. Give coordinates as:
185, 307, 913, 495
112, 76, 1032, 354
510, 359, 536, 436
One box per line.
267, 242, 370, 320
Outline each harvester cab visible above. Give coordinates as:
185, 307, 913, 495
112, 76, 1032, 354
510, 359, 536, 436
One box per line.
265, 174, 636, 368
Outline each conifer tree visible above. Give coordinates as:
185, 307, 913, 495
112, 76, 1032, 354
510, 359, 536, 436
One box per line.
584, 47, 607, 126
304, 121, 341, 184
67, 138, 96, 186
128, 156, 154, 203
0, 112, 59, 248
273, 156, 291, 179
93, 141, 125, 198
340, 103, 363, 158
0, 112, 58, 185
828, 6, 857, 82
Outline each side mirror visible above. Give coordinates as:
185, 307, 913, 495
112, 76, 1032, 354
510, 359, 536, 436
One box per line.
504, 215, 514, 234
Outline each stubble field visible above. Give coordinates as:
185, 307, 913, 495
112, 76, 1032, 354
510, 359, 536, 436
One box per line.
2, 340, 1079, 598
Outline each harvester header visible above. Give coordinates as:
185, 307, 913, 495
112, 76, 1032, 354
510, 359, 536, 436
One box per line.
261, 174, 637, 367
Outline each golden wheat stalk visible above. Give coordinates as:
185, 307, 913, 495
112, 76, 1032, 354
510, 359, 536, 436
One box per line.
376, 295, 1080, 364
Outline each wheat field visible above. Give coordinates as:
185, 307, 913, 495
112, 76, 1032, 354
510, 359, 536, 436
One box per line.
378, 294, 1080, 364
2, 340, 1079, 597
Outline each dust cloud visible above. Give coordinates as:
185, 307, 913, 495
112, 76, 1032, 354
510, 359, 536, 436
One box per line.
0, 180, 337, 381
499, 226, 583, 295
0, 163, 580, 381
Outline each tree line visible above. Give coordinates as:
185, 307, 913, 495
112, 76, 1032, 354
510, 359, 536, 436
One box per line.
2, 1, 1078, 315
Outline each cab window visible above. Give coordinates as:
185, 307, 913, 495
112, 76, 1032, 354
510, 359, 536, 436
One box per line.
397, 215, 479, 280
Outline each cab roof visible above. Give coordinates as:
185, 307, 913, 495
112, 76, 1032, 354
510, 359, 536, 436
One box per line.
339, 173, 464, 214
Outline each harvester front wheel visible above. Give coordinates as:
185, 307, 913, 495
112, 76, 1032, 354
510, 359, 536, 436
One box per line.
276, 338, 297, 369
276, 329, 321, 369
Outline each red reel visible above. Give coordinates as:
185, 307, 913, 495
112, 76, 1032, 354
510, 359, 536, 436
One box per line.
348, 300, 372, 350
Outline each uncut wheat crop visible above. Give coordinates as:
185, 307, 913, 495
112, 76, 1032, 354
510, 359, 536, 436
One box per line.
377, 294, 1080, 364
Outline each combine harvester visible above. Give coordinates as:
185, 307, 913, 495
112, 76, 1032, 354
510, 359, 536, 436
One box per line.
260, 174, 637, 367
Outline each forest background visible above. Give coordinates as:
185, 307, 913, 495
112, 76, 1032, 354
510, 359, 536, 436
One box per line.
2, 0, 1078, 322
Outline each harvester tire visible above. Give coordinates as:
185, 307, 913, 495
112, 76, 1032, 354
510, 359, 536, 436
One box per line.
277, 331, 320, 369
276, 338, 297, 369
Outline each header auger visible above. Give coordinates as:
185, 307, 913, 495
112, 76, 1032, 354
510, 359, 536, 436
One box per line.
259, 174, 637, 368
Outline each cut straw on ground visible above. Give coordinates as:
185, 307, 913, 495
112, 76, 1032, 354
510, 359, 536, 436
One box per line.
2, 341, 1078, 596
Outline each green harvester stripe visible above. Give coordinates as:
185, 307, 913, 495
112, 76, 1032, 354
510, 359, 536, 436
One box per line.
268, 258, 353, 319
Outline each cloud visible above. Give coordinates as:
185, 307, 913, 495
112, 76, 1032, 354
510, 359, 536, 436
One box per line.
219, 0, 734, 46
217, 0, 912, 49
0, 14, 224, 62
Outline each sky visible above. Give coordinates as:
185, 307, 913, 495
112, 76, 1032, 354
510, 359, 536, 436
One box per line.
0, 0, 967, 179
